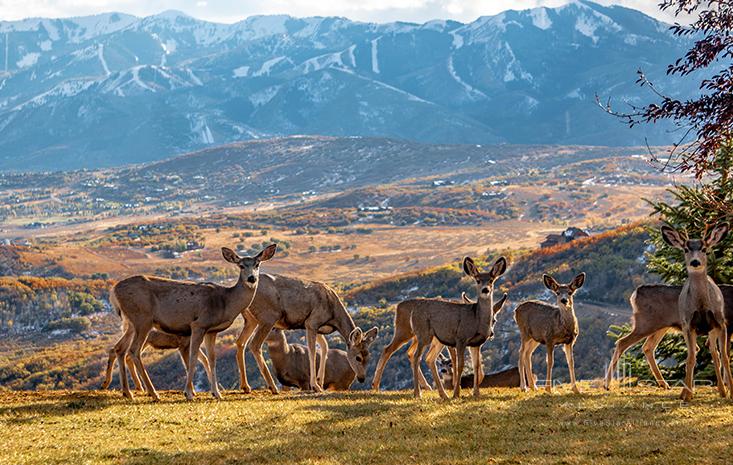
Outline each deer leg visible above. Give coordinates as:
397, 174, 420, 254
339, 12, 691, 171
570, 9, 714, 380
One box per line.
128, 323, 159, 401
717, 325, 733, 398
605, 327, 653, 390
453, 343, 466, 399
183, 326, 206, 401
469, 346, 484, 386
101, 347, 116, 389
412, 340, 428, 399
471, 345, 482, 397
526, 340, 540, 391
204, 332, 222, 400
563, 343, 580, 394
545, 344, 554, 393
681, 328, 697, 402
425, 340, 448, 400
518, 340, 527, 391
197, 348, 213, 386
372, 333, 412, 391
306, 329, 324, 392
178, 347, 195, 394
316, 334, 329, 388
249, 322, 280, 395
707, 331, 726, 398
641, 329, 670, 389
113, 326, 134, 399
126, 354, 143, 391
236, 315, 258, 393
407, 338, 432, 390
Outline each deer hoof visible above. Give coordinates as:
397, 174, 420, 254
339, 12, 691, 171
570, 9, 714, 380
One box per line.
184, 390, 195, 401
122, 390, 134, 400
679, 389, 692, 402
241, 385, 252, 394
572, 386, 581, 395
545, 386, 553, 394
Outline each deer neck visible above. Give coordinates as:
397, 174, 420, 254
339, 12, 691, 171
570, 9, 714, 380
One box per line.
476, 296, 493, 334
332, 304, 356, 342
226, 272, 257, 318
686, 271, 712, 302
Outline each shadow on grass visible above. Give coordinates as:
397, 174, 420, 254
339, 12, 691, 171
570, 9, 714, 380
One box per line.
119, 387, 733, 465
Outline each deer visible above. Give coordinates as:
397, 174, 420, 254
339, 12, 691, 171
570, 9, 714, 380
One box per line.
234, 273, 378, 394
100, 329, 213, 392
265, 329, 359, 391
371, 289, 507, 392
659, 224, 732, 401
436, 353, 521, 389
604, 284, 733, 390
514, 272, 586, 394
109, 244, 277, 400
406, 256, 508, 399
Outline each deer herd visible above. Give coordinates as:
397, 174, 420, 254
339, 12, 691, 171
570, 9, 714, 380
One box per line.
104, 224, 733, 403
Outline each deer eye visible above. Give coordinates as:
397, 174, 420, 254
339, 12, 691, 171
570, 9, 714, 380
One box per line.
356, 356, 363, 363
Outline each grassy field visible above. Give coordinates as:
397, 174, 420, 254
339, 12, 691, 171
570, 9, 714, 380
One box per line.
3, 386, 732, 465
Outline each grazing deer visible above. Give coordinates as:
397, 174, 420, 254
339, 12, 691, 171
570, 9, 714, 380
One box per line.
100, 329, 213, 392
406, 256, 508, 399
371, 290, 507, 391
437, 354, 521, 389
659, 224, 732, 401
604, 284, 733, 390
265, 329, 359, 391
515, 273, 585, 394
235, 273, 378, 394
109, 244, 276, 400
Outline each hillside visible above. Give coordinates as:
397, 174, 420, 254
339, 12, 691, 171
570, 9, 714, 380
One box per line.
0, 224, 655, 392
3, 389, 733, 465
0, 1, 697, 170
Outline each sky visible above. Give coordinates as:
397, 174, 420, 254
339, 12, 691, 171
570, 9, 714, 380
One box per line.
0, 0, 688, 24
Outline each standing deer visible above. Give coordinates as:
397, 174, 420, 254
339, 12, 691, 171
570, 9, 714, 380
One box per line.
235, 273, 378, 394
371, 290, 507, 391
659, 224, 732, 401
406, 256, 508, 399
100, 329, 213, 392
604, 284, 733, 390
109, 244, 276, 400
265, 329, 360, 391
515, 272, 586, 394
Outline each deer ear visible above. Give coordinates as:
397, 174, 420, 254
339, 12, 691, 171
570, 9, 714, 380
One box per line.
543, 274, 560, 292
705, 224, 728, 248
463, 257, 479, 279
493, 293, 509, 313
490, 256, 508, 280
348, 327, 363, 346
661, 225, 686, 250
362, 327, 378, 346
570, 272, 586, 291
256, 243, 277, 262
222, 247, 241, 264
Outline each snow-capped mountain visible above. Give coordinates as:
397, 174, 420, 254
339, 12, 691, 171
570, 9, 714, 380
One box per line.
0, 1, 694, 170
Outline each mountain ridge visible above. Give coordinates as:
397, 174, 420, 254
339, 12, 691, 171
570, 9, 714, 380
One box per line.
0, 1, 693, 171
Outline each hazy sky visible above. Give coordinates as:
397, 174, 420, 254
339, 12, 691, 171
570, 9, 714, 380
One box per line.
0, 0, 687, 24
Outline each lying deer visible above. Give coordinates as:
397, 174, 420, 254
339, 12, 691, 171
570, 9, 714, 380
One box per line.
101, 329, 212, 391
371, 289, 507, 391
604, 284, 733, 390
515, 272, 585, 394
235, 273, 378, 394
109, 244, 276, 400
266, 329, 358, 391
406, 256, 508, 399
660, 224, 732, 401
437, 354, 521, 389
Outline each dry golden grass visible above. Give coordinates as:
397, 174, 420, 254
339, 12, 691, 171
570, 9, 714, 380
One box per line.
2, 386, 732, 465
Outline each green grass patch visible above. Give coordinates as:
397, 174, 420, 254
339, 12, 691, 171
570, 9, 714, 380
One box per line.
2, 386, 732, 464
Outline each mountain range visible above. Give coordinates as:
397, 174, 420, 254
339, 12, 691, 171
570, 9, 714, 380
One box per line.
0, 1, 694, 171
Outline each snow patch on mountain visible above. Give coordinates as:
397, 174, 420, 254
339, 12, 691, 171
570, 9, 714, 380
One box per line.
447, 55, 486, 99
254, 56, 289, 76
16, 53, 40, 68
371, 38, 380, 74
530, 8, 553, 30
249, 85, 280, 107
98, 44, 111, 75
233, 66, 250, 78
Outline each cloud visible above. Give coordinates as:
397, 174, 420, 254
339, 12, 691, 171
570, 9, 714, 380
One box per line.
0, 0, 689, 24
